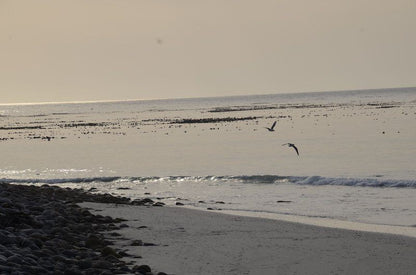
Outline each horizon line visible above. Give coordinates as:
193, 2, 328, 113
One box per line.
0, 86, 414, 106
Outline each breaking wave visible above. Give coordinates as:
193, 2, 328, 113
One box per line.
1, 175, 415, 188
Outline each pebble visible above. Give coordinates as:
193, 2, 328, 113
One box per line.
0, 182, 167, 275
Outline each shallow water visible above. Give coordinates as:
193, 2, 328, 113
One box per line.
1, 87, 415, 231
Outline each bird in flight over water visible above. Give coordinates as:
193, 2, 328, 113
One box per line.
265, 121, 277, 132
282, 143, 299, 156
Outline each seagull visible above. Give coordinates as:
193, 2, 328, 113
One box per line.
265, 121, 277, 132
282, 143, 299, 156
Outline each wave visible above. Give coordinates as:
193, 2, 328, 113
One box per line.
1, 175, 415, 188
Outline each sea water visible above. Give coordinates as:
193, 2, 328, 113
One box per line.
1, 88, 415, 234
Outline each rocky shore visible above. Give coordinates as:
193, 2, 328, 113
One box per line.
0, 182, 166, 275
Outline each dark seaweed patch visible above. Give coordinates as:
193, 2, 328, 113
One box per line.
172, 116, 260, 124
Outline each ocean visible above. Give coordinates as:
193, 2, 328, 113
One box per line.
1, 87, 415, 233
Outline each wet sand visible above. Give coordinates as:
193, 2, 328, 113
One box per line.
82, 202, 416, 275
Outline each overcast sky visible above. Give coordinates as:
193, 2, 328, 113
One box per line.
1, 0, 415, 104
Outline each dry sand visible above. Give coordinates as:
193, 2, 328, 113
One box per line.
81, 203, 416, 275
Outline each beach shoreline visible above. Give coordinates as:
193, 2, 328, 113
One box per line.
82, 202, 416, 275
198, 208, 416, 239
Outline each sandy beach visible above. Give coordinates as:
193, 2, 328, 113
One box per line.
82, 202, 416, 275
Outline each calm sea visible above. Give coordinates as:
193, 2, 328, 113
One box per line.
1, 87, 415, 232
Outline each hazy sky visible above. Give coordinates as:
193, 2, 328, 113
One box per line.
1, 0, 415, 104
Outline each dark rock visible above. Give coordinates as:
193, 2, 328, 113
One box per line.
114, 217, 127, 223
62, 249, 78, 258
64, 268, 83, 275
130, 240, 143, 246
132, 265, 151, 274
175, 202, 184, 206
118, 250, 131, 257
27, 265, 48, 274
92, 260, 113, 269
143, 242, 157, 246
101, 246, 121, 258
77, 259, 93, 269
131, 198, 154, 206
84, 268, 103, 275
0, 255, 6, 262
104, 255, 121, 263
0, 265, 13, 273
7, 255, 22, 264
0, 182, 157, 274
85, 234, 105, 249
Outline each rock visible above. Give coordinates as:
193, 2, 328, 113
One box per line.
77, 259, 93, 270
92, 260, 113, 269
62, 249, 78, 258
130, 240, 143, 246
114, 217, 127, 223
132, 265, 151, 274
143, 242, 157, 246
101, 246, 121, 258
0, 182, 157, 274
27, 266, 48, 274
104, 255, 121, 263
64, 268, 83, 275
176, 202, 184, 206
85, 234, 104, 249
118, 250, 130, 257
7, 254, 22, 264
0, 232, 12, 245
131, 198, 154, 206
22, 256, 38, 266
0, 265, 12, 273
0, 255, 6, 262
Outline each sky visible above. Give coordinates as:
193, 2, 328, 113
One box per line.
1, 0, 415, 104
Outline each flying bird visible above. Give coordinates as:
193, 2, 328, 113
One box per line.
265, 121, 277, 132
282, 143, 299, 156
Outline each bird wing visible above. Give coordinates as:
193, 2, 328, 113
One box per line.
271, 121, 277, 130
292, 145, 299, 156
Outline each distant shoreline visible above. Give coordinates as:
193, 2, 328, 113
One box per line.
1, 86, 415, 106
